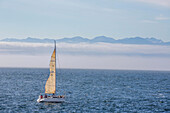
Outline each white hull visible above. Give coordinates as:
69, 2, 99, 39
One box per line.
37, 97, 65, 103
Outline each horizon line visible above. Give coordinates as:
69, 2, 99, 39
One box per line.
0, 66, 170, 72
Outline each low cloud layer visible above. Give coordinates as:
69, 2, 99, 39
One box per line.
0, 42, 170, 70
1, 42, 170, 57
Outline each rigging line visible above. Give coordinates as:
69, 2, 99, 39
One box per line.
56, 45, 61, 74
56, 44, 62, 95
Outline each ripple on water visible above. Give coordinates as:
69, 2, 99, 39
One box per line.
0, 68, 169, 112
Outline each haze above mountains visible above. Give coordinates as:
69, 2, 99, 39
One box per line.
1, 36, 170, 45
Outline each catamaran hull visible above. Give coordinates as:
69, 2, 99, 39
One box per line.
37, 97, 65, 103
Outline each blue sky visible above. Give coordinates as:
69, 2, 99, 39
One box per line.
0, 0, 170, 41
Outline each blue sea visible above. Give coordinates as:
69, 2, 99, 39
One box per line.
0, 68, 169, 113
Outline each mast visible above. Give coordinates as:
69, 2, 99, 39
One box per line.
54, 40, 57, 94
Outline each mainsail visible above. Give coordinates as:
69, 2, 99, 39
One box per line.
45, 41, 56, 94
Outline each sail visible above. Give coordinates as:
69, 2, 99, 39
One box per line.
45, 45, 56, 94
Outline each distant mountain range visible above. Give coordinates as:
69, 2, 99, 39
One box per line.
1, 36, 170, 45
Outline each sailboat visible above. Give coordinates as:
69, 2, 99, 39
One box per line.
37, 41, 65, 103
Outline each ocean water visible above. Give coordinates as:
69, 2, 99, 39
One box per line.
0, 68, 169, 113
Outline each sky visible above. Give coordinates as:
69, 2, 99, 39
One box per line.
0, 0, 170, 71
0, 0, 170, 41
